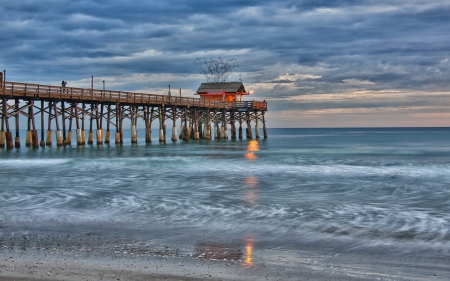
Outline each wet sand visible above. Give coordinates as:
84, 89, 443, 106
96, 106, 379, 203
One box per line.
1, 226, 449, 280
2, 245, 450, 280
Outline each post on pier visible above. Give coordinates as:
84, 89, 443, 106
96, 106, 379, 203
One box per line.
255, 111, 260, 139
171, 106, 178, 142
54, 102, 63, 146
46, 101, 53, 146
203, 110, 211, 140
105, 104, 111, 144
214, 109, 220, 140
222, 108, 228, 139
66, 104, 74, 145
158, 106, 166, 143
131, 106, 138, 144
26, 101, 33, 147
81, 103, 86, 145
262, 111, 268, 139
246, 110, 253, 139
145, 106, 153, 143
61, 101, 67, 145
230, 111, 236, 139
74, 103, 82, 145
115, 104, 121, 144
96, 103, 104, 145
0, 98, 5, 148
193, 109, 200, 140
88, 104, 94, 145
14, 99, 20, 148
27, 101, 39, 148
40, 100, 45, 147
238, 112, 243, 140
181, 108, 188, 141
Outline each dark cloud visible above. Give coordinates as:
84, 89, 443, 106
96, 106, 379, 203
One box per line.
1, 0, 450, 126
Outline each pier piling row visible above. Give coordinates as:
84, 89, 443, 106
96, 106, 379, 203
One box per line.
0, 81, 267, 148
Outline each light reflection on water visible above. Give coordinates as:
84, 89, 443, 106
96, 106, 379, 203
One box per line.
244, 140, 259, 161
243, 235, 255, 266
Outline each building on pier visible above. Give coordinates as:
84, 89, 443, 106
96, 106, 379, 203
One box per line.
196, 82, 248, 102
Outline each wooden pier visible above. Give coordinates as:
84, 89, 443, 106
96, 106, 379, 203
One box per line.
0, 76, 268, 149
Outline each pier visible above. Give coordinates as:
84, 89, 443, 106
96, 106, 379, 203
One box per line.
0, 74, 268, 149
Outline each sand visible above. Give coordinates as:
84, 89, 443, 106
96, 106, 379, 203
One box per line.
2, 245, 450, 281
1, 226, 449, 280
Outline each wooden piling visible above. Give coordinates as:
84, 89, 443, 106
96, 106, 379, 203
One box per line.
246, 111, 253, 139
0, 130, 5, 147
1, 98, 6, 147
262, 111, 268, 139
53, 102, 63, 147
97, 103, 103, 145
32, 130, 39, 148
26, 101, 32, 146
105, 104, 111, 144
61, 101, 67, 145
66, 104, 74, 145
159, 107, 165, 143
15, 99, 20, 148
40, 100, 45, 147
6, 131, 13, 149
88, 104, 94, 144
255, 113, 260, 139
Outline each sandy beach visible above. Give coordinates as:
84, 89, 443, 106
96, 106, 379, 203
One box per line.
1, 233, 449, 281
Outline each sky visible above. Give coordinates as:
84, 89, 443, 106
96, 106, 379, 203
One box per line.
1, 0, 450, 128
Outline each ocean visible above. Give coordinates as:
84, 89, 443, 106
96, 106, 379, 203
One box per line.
1, 127, 450, 275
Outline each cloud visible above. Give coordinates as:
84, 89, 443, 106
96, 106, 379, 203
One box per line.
1, 0, 450, 127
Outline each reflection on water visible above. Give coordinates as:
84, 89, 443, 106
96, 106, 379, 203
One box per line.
193, 162, 260, 265
244, 140, 259, 161
245, 176, 258, 207
243, 175, 257, 266
243, 236, 255, 266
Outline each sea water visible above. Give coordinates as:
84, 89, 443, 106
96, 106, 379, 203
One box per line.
1, 128, 450, 264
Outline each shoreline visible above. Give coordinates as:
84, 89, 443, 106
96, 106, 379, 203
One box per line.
2, 241, 450, 281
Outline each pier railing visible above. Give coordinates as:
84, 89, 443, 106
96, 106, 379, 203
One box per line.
1, 81, 267, 111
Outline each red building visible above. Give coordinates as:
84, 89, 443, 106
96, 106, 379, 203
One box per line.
196, 82, 248, 102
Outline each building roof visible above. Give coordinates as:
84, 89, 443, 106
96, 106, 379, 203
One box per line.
196, 82, 246, 94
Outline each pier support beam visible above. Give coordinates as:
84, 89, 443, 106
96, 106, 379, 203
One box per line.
6, 131, 13, 149
246, 111, 253, 140
115, 104, 121, 145
25, 130, 32, 147
159, 107, 166, 143
105, 105, 111, 144
46, 130, 53, 146
15, 99, 20, 148
193, 109, 199, 141
97, 129, 104, 145
46, 101, 53, 145
171, 107, 178, 142
56, 130, 63, 147
76, 129, 83, 146
262, 111, 268, 139
222, 109, 228, 139
255, 113, 260, 139
131, 125, 137, 144
1, 98, 6, 148
0, 130, 5, 148
40, 101, 45, 147
145, 106, 152, 143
